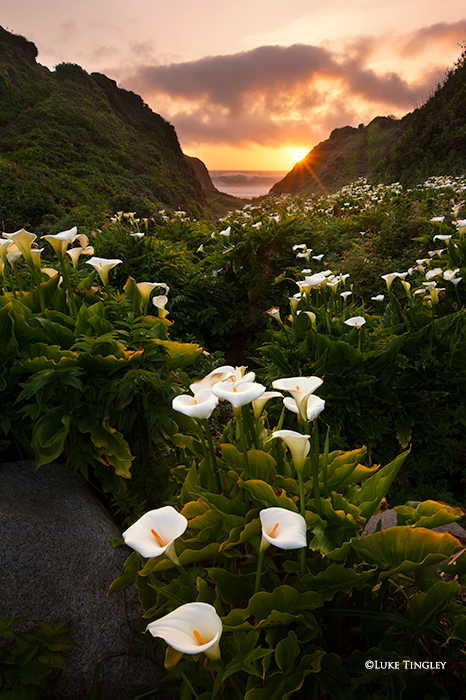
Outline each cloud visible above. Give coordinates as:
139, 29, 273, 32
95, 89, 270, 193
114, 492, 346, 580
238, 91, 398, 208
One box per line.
398, 19, 466, 57
121, 20, 466, 149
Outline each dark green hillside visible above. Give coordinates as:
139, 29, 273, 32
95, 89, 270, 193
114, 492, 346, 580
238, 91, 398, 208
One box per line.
385, 50, 466, 184
0, 27, 211, 231
271, 47, 466, 197
270, 116, 403, 197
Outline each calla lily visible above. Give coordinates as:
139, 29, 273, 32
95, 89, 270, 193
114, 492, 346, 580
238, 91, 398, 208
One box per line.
456, 219, 466, 234
344, 316, 366, 327
425, 268, 442, 280
86, 256, 123, 286
259, 507, 307, 551
340, 290, 352, 299
443, 269, 460, 281
172, 389, 219, 419
212, 380, 266, 408
10, 229, 36, 265
7, 245, 22, 266
252, 391, 282, 420
136, 282, 160, 305
122, 506, 187, 564
371, 294, 385, 302
147, 602, 222, 661
269, 429, 310, 472
190, 365, 235, 394
222, 366, 256, 385
153, 294, 169, 318
42, 226, 78, 258
381, 272, 407, 289
30, 248, 44, 270
283, 395, 325, 421
433, 234, 452, 242
266, 306, 281, 321
66, 247, 84, 267
272, 376, 323, 420
41, 267, 60, 280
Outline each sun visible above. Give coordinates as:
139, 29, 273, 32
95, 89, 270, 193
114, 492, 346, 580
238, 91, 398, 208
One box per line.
291, 147, 309, 163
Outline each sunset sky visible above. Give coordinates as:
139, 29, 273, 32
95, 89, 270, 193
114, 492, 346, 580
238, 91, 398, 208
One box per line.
1, 1, 466, 170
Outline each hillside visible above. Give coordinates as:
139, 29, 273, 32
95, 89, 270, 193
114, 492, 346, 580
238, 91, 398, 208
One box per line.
0, 27, 235, 231
271, 48, 466, 197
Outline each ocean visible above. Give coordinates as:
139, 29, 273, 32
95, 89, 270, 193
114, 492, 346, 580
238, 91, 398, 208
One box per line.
209, 170, 287, 199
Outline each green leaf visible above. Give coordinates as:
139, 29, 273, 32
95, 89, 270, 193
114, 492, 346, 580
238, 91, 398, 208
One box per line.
349, 450, 409, 520
153, 339, 201, 369
406, 579, 461, 627
353, 527, 462, 578
238, 478, 298, 511
31, 407, 72, 467
394, 500, 465, 529
107, 551, 142, 595
207, 567, 254, 607
75, 416, 134, 478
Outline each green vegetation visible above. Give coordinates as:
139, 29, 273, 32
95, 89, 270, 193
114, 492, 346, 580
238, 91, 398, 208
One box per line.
0, 27, 243, 234
2, 27, 466, 700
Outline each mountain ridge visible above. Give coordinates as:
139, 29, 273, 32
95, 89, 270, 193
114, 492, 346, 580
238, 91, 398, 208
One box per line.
0, 27, 239, 230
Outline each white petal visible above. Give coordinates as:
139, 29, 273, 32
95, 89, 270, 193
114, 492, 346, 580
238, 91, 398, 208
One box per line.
122, 506, 187, 559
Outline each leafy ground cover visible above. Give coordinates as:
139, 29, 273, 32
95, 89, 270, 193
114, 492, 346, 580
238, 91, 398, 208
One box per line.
1, 175, 466, 697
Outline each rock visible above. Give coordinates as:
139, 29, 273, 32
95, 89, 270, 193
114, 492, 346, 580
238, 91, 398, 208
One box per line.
0, 460, 165, 699
362, 508, 466, 542
184, 154, 219, 192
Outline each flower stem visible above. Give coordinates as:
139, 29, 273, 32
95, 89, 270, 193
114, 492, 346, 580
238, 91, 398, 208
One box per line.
201, 419, 220, 492
311, 420, 322, 516
234, 407, 249, 478
322, 425, 330, 498
254, 548, 266, 594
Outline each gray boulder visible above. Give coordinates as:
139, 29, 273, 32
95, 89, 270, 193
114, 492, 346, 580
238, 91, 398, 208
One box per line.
0, 460, 164, 698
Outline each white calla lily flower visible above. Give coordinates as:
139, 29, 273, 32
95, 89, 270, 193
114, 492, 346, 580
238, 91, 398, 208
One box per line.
212, 380, 266, 408
344, 316, 366, 327
172, 389, 218, 419
10, 229, 36, 264
269, 429, 310, 472
153, 294, 169, 318
190, 365, 235, 394
283, 395, 325, 421
86, 256, 122, 285
42, 226, 78, 257
259, 507, 307, 551
122, 506, 187, 564
252, 391, 283, 420
272, 376, 323, 420
147, 602, 222, 661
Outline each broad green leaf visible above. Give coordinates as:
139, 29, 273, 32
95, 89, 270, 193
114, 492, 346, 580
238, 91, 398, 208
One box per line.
31, 407, 72, 467
223, 585, 321, 631
406, 579, 460, 627
107, 551, 142, 596
75, 416, 134, 478
208, 567, 254, 607
447, 614, 466, 643
395, 500, 465, 529
353, 527, 462, 578
349, 450, 409, 520
302, 563, 376, 604
275, 630, 300, 673
325, 446, 367, 491
238, 478, 298, 511
153, 338, 201, 368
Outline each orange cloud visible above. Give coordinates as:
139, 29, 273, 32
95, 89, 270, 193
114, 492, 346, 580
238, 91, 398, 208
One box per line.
121, 20, 466, 152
